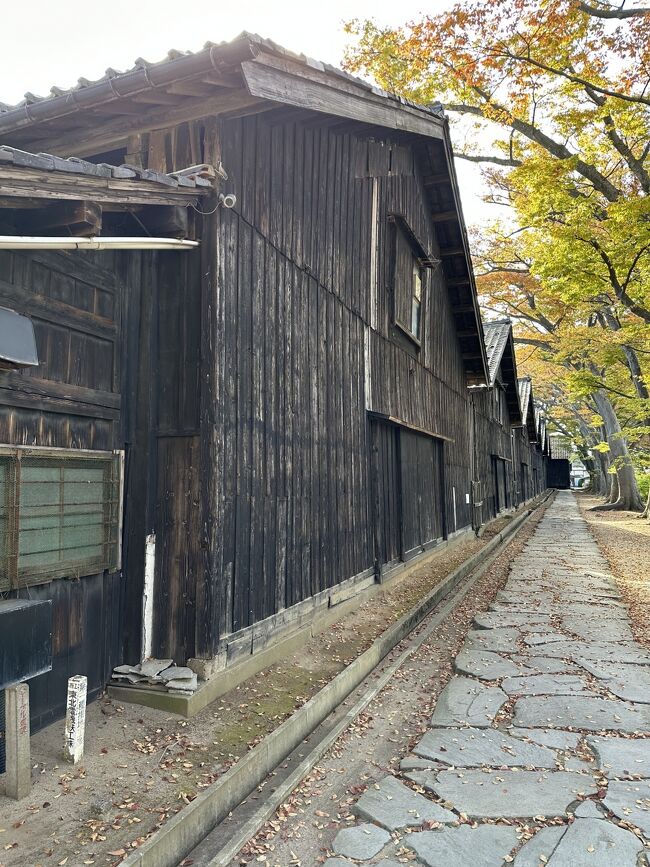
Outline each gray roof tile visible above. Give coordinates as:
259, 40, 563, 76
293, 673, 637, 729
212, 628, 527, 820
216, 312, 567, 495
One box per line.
0, 145, 213, 190
483, 319, 512, 386
0, 32, 443, 124
517, 377, 532, 420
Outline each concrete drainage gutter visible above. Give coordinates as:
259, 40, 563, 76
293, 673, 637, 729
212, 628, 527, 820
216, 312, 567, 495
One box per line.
122, 492, 553, 867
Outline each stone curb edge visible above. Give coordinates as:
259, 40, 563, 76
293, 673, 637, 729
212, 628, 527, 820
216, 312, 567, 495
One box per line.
122, 491, 554, 867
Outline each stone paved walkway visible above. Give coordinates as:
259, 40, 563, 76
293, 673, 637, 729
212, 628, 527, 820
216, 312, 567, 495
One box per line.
326, 492, 650, 866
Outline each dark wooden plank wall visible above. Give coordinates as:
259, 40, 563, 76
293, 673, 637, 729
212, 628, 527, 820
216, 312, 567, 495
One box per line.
399, 429, 445, 557
151, 252, 202, 663
470, 377, 515, 520
511, 428, 547, 505
192, 111, 474, 646
0, 248, 139, 729
513, 429, 532, 506
370, 419, 401, 568
204, 114, 372, 640
366, 141, 472, 535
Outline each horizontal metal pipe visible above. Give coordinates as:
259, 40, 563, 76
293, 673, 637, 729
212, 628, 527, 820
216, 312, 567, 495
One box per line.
0, 236, 199, 250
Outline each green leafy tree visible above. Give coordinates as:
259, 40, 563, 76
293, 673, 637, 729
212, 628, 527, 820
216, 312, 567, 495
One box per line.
346, 0, 650, 510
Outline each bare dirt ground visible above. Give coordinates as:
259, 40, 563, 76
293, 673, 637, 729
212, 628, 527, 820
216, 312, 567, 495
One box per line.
578, 492, 650, 647
0, 504, 538, 867
236, 499, 554, 866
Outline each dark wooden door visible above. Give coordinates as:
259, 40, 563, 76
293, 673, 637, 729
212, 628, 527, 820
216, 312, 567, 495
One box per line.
521, 463, 528, 503
400, 429, 445, 560
370, 420, 401, 570
492, 456, 508, 514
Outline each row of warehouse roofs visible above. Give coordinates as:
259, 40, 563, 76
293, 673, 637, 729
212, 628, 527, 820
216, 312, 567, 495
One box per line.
482, 320, 553, 456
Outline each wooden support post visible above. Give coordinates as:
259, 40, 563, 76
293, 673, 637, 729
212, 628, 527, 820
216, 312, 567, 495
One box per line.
4, 683, 31, 800
20, 200, 103, 237
64, 675, 87, 764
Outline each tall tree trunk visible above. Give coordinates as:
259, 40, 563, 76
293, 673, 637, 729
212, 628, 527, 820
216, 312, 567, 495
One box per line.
591, 390, 644, 511
599, 309, 650, 415
641, 487, 650, 522
607, 468, 620, 504
585, 456, 606, 495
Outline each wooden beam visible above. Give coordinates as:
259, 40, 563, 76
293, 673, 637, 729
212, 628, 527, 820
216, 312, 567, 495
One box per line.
367, 410, 454, 442
453, 304, 477, 314
15, 91, 264, 158
446, 276, 471, 287
164, 80, 217, 98
90, 102, 148, 117
131, 91, 186, 107
439, 247, 465, 256
430, 210, 458, 222
241, 54, 445, 140
423, 172, 451, 185
137, 204, 190, 239
201, 73, 242, 88
20, 200, 102, 237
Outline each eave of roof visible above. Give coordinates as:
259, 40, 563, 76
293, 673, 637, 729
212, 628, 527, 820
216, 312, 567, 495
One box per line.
0, 145, 212, 186
483, 319, 522, 425
517, 377, 537, 442
0, 33, 443, 142
0, 32, 488, 385
483, 320, 511, 386
0, 146, 213, 210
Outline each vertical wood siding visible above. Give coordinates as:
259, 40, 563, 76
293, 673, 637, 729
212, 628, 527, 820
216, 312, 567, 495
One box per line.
193, 112, 475, 646
0, 249, 138, 729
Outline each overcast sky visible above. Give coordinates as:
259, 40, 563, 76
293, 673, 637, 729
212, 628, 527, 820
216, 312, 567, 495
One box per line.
0, 0, 496, 227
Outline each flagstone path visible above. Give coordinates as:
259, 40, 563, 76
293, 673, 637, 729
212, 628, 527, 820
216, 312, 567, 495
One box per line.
325, 492, 650, 866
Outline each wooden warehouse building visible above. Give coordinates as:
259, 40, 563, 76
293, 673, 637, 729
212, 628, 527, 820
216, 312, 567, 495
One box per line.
469, 319, 523, 525
514, 376, 549, 505
0, 34, 551, 725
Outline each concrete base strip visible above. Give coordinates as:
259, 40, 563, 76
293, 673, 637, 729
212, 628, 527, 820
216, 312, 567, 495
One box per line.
121, 494, 552, 867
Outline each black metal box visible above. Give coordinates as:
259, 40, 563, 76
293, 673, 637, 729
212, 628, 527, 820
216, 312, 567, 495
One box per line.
0, 599, 52, 690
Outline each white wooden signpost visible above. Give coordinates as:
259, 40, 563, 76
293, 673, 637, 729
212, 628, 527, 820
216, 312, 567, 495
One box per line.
64, 675, 87, 764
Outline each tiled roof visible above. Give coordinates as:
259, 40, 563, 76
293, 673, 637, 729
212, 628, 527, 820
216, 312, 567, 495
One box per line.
483, 319, 512, 386
0, 145, 214, 189
0, 32, 444, 130
517, 377, 532, 419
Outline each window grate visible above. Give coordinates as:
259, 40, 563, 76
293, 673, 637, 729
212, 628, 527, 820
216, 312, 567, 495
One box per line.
0, 447, 121, 590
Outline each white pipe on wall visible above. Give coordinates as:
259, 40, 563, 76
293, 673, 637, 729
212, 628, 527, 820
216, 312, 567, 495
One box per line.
0, 236, 199, 250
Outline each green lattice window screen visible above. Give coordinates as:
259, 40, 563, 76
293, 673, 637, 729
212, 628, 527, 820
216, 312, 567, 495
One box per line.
0, 448, 121, 590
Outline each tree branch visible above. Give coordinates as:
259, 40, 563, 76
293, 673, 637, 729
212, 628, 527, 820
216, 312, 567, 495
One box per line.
454, 151, 522, 167
578, 1, 650, 19
496, 47, 650, 107
622, 243, 650, 289
513, 336, 555, 351
445, 102, 621, 201
583, 237, 650, 322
